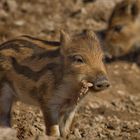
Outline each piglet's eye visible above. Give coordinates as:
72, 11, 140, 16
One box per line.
113, 25, 123, 32
73, 55, 84, 64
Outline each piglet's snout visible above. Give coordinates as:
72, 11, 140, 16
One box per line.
93, 76, 110, 91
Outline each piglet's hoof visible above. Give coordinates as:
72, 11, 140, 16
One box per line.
50, 125, 60, 137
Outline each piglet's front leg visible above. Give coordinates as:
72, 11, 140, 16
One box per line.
41, 95, 66, 137
42, 104, 60, 137
41, 81, 82, 137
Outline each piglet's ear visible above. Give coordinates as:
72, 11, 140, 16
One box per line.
113, 0, 140, 19
60, 30, 71, 46
84, 29, 97, 40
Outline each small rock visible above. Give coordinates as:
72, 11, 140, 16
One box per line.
113, 70, 119, 75
131, 63, 139, 72
14, 20, 25, 26
117, 90, 125, 96
114, 64, 119, 69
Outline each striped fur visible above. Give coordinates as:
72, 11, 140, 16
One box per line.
0, 30, 109, 137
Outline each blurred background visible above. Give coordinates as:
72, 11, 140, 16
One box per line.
0, 0, 122, 40
0, 0, 140, 140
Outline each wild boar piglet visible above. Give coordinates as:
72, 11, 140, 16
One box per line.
0, 30, 110, 137
103, 0, 140, 58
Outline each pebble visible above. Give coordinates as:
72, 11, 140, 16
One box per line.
14, 20, 25, 26
117, 90, 126, 96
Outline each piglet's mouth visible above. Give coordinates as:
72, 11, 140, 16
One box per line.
76, 80, 93, 103
81, 80, 93, 88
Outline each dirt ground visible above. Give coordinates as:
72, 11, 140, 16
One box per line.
0, 0, 140, 140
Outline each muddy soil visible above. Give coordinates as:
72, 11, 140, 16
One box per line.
0, 0, 139, 140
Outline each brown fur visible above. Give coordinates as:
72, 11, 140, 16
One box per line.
104, 0, 140, 57
0, 30, 109, 137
